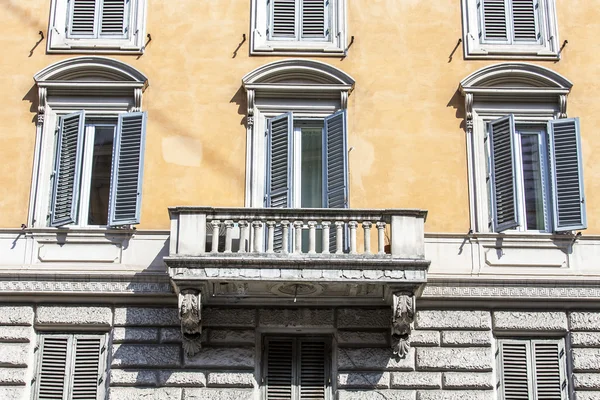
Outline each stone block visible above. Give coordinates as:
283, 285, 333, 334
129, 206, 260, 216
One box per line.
441, 331, 491, 347
416, 348, 493, 371
417, 390, 493, 400
337, 308, 389, 329
322, 270, 341, 279
204, 308, 256, 327
571, 312, 600, 331
391, 372, 441, 389
573, 348, 600, 372
411, 331, 440, 347
281, 269, 301, 278
161, 328, 183, 343
0, 387, 26, 400
302, 269, 322, 279
183, 388, 254, 400
260, 269, 281, 278
259, 309, 333, 328
442, 372, 493, 389
337, 372, 390, 388
338, 348, 415, 371
0, 306, 33, 326
0, 326, 32, 342
342, 270, 363, 279
158, 371, 206, 387
114, 307, 179, 326
36, 306, 112, 326
338, 390, 415, 400
110, 369, 158, 386
576, 393, 600, 400
574, 373, 600, 390
415, 311, 491, 330
111, 345, 181, 368
109, 388, 182, 400
572, 332, 600, 348
0, 368, 27, 385
239, 269, 260, 278
207, 372, 255, 387
184, 347, 254, 369
0, 344, 29, 367
113, 327, 159, 343
337, 331, 388, 346
208, 329, 255, 345
493, 311, 567, 331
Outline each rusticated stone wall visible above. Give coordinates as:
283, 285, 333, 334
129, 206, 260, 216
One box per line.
2, 305, 600, 399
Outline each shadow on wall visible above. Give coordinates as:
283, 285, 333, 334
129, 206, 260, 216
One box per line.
446, 89, 466, 132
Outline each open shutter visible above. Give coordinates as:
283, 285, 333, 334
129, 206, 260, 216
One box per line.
532, 340, 566, 400
71, 335, 104, 400
271, 0, 297, 38
548, 118, 586, 232
265, 338, 295, 400
511, 0, 538, 42
489, 115, 519, 232
480, 0, 509, 42
267, 113, 293, 209
37, 335, 71, 400
299, 339, 327, 400
100, 0, 128, 36
301, 0, 327, 39
499, 340, 532, 400
108, 112, 147, 226
70, 0, 98, 36
323, 110, 348, 209
50, 111, 85, 227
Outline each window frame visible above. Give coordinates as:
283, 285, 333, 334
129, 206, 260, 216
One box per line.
461, 0, 559, 59
47, 0, 147, 53
250, 0, 347, 56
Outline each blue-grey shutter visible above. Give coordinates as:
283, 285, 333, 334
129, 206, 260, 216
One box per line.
70, 0, 98, 37
499, 340, 532, 400
100, 0, 128, 37
50, 111, 85, 227
36, 335, 71, 399
511, 0, 539, 42
548, 118, 586, 231
301, 0, 327, 39
531, 340, 566, 400
71, 335, 104, 399
264, 337, 294, 400
108, 112, 147, 226
480, 0, 509, 42
323, 110, 348, 209
266, 112, 293, 209
489, 115, 519, 232
270, 0, 297, 38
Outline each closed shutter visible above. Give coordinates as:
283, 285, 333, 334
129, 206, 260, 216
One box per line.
265, 338, 295, 400
71, 336, 103, 399
37, 336, 71, 400
298, 339, 328, 400
499, 340, 531, 399
480, 0, 509, 42
301, 0, 327, 39
511, 0, 539, 42
271, 0, 297, 38
100, 0, 128, 36
70, 0, 98, 36
50, 111, 85, 227
531, 340, 565, 400
489, 115, 519, 232
548, 118, 586, 231
108, 112, 147, 226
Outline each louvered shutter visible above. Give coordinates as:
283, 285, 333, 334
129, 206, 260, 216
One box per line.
70, 0, 98, 37
499, 340, 532, 400
70, 335, 104, 399
298, 339, 327, 400
511, 0, 539, 42
50, 111, 85, 227
301, 0, 327, 39
100, 0, 128, 36
323, 110, 348, 209
531, 340, 566, 400
489, 115, 519, 232
108, 112, 147, 226
265, 338, 295, 400
548, 118, 586, 232
271, 0, 297, 38
37, 335, 71, 400
480, 0, 509, 42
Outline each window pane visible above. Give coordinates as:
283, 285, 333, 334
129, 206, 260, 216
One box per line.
301, 128, 323, 208
88, 126, 115, 225
521, 134, 545, 230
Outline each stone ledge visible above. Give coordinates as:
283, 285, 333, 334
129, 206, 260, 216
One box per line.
493, 311, 567, 331
337, 372, 390, 389
415, 311, 491, 330
36, 306, 112, 327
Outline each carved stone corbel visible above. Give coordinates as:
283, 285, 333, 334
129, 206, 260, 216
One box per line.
340, 90, 348, 110
37, 87, 47, 126
178, 289, 203, 356
559, 94, 567, 118
247, 89, 255, 127
133, 88, 143, 112
464, 93, 474, 135
391, 292, 415, 358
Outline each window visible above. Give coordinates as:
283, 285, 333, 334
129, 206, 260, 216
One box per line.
496, 338, 568, 400
50, 111, 147, 227
487, 116, 585, 233
251, 0, 347, 55
461, 0, 559, 58
47, 0, 147, 53
33, 333, 108, 400
262, 336, 331, 400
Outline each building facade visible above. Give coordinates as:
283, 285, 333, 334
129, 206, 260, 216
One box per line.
1, 0, 600, 399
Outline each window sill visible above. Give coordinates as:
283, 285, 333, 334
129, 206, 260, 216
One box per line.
251, 36, 345, 56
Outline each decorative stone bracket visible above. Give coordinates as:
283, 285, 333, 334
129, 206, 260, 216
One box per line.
391, 291, 415, 358
178, 289, 203, 356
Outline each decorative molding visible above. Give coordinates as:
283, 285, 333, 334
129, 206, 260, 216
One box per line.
559, 94, 567, 118
422, 284, 600, 300
178, 289, 203, 356
340, 91, 348, 110
246, 89, 255, 127
0, 278, 172, 294
37, 87, 47, 125
391, 292, 415, 358
133, 88, 143, 112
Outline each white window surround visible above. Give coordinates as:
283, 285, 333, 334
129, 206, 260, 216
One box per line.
459, 63, 574, 234
250, 0, 347, 55
242, 59, 354, 207
47, 0, 147, 53
461, 0, 560, 59
31, 56, 148, 229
